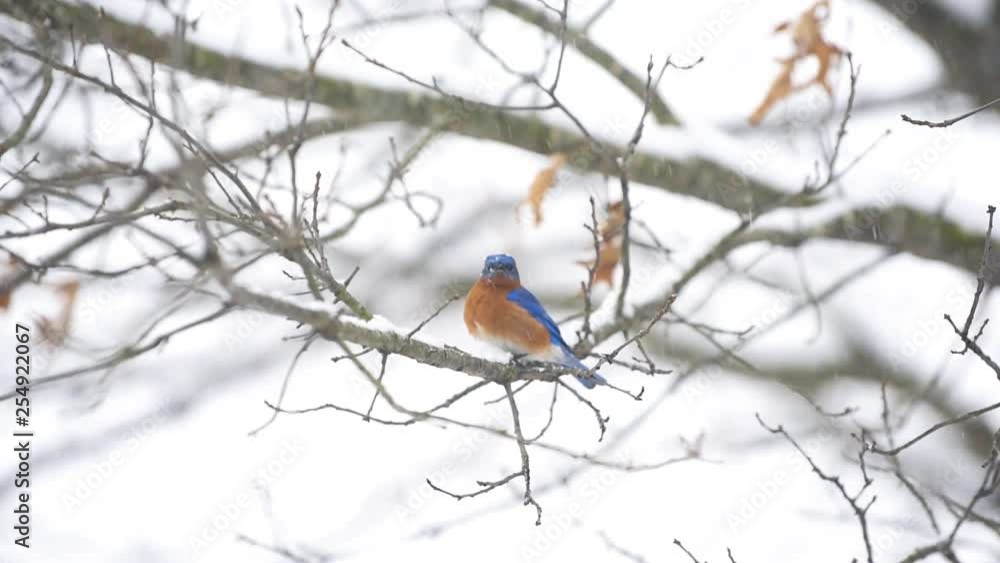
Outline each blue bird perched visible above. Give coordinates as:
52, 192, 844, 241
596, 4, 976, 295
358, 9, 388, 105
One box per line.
464, 254, 607, 389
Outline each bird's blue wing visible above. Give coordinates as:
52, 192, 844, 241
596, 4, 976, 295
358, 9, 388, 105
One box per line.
506, 286, 570, 349
506, 286, 606, 389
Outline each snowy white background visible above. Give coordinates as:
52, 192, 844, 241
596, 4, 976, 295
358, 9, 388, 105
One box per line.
1, 0, 999, 562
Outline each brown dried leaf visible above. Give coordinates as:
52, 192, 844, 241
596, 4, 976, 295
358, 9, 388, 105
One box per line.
521, 153, 568, 225
0, 255, 16, 311
579, 201, 626, 287
601, 200, 626, 241
810, 40, 842, 96
58, 279, 80, 304
578, 244, 622, 287
36, 317, 61, 345
750, 0, 842, 125
749, 58, 797, 126
39, 280, 80, 346
787, 3, 826, 55
593, 243, 622, 286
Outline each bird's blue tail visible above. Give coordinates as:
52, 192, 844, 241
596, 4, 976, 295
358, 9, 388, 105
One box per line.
562, 348, 606, 389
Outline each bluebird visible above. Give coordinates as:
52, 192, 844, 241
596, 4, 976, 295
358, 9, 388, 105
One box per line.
464, 254, 607, 389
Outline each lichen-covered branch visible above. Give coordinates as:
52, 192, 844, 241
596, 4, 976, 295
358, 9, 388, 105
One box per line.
0, 0, 790, 212
226, 285, 601, 386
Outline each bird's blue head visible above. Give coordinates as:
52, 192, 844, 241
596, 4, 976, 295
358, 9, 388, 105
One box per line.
481, 254, 519, 281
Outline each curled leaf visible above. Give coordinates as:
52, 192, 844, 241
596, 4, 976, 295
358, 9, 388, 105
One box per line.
750, 0, 842, 125
579, 201, 626, 287
749, 58, 797, 127
0, 255, 17, 311
520, 153, 568, 225
579, 243, 622, 287
601, 200, 626, 241
38, 280, 80, 346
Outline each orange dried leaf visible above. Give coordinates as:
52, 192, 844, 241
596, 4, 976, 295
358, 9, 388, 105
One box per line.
39, 280, 80, 346
601, 201, 626, 241
0, 255, 16, 311
37, 316, 63, 346
594, 243, 622, 286
58, 279, 80, 297
750, 58, 796, 126
788, 1, 828, 55
579, 201, 625, 287
578, 243, 622, 287
521, 153, 568, 225
810, 41, 842, 96
750, 0, 842, 125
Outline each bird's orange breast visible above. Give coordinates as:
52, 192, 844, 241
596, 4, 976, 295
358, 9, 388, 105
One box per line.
464, 278, 551, 354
